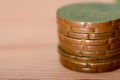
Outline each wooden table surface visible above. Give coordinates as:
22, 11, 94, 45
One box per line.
0, 0, 120, 80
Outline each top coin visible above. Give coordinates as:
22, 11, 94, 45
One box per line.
57, 3, 120, 23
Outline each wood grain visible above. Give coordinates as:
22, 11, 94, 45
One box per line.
0, 0, 120, 80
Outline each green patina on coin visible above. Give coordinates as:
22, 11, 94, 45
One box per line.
57, 3, 120, 22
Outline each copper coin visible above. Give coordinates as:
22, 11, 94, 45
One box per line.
60, 39, 120, 50
57, 3, 120, 28
58, 34, 120, 49
58, 47, 120, 63
59, 45, 120, 57
57, 21, 118, 33
59, 33, 120, 48
57, 3, 120, 73
108, 36, 120, 44
60, 56, 120, 73
58, 33, 108, 46
60, 41, 109, 51
57, 16, 115, 28
57, 16, 120, 28
110, 42, 120, 49
58, 29, 115, 39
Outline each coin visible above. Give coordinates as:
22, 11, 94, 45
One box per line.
60, 40, 120, 51
110, 42, 120, 49
60, 41, 109, 51
59, 44, 120, 57
57, 16, 118, 28
108, 36, 120, 44
57, 3, 120, 25
71, 26, 117, 34
59, 33, 120, 46
60, 56, 120, 73
57, 3, 120, 73
59, 45, 106, 57
57, 21, 118, 33
58, 33, 108, 46
58, 47, 120, 63
58, 29, 115, 39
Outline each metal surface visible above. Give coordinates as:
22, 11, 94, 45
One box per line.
57, 20, 118, 33
58, 47, 120, 62
58, 29, 116, 39
60, 56, 120, 73
59, 45, 120, 57
57, 3, 120, 73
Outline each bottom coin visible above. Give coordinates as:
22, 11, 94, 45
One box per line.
60, 56, 120, 73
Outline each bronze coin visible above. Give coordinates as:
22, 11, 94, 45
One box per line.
60, 56, 120, 73
71, 26, 117, 34
57, 3, 120, 73
59, 45, 120, 57
108, 36, 120, 44
57, 17, 117, 28
59, 33, 120, 51
57, 20, 118, 33
60, 39, 120, 51
58, 33, 108, 46
115, 29, 120, 37
58, 47, 120, 63
60, 40, 109, 51
57, 3, 120, 28
59, 45, 106, 57
110, 42, 120, 49
58, 29, 115, 39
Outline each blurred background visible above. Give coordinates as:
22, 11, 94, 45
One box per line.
0, 0, 120, 79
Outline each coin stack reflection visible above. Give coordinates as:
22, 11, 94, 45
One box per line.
57, 3, 120, 73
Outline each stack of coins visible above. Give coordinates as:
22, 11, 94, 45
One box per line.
56, 3, 120, 73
